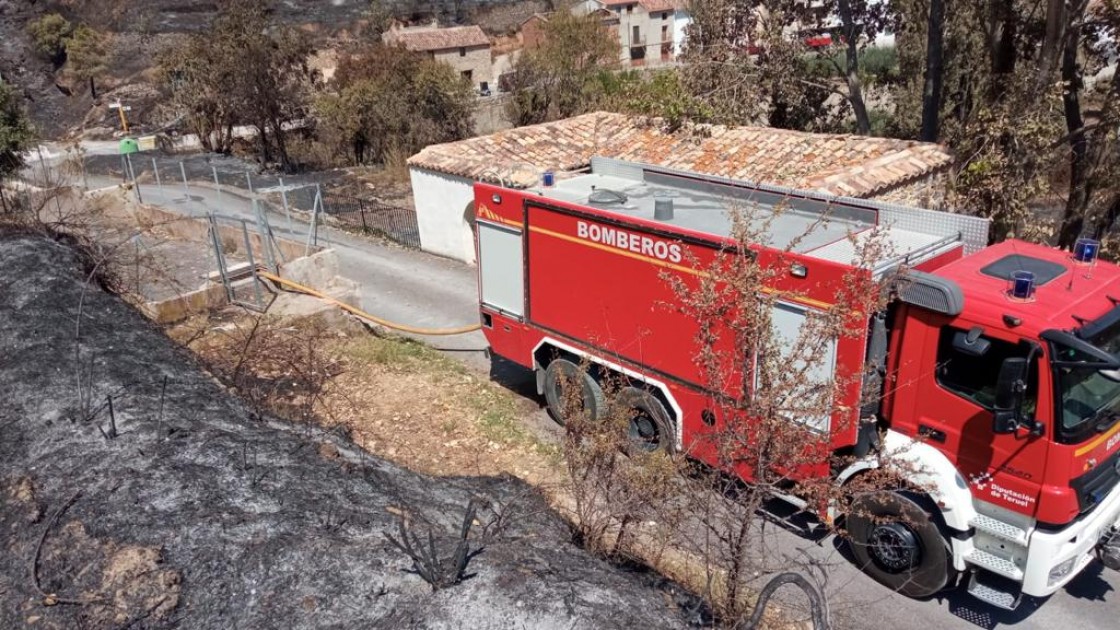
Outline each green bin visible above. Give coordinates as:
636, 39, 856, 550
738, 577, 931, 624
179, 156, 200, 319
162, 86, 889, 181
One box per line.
118, 138, 139, 155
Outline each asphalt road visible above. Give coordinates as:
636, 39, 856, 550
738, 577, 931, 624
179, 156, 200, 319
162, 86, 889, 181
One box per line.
70, 164, 1120, 630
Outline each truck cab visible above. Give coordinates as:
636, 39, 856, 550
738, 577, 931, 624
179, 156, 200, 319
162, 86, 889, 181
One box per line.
884, 239, 1120, 606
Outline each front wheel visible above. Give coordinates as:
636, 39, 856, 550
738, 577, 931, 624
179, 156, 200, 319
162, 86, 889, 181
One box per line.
846, 491, 951, 598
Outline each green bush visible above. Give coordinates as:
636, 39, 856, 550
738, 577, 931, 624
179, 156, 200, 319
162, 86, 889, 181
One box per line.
27, 13, 72, 64
802, 45, 899, 84
860, 46, 899, 83
1, 82, 36, 181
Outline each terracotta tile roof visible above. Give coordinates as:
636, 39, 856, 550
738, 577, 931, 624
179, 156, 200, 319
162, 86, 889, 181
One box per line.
638, 0, 678, 12
408, 112, 954, 197
382, 25, 490, 52
520, 12, 551, 26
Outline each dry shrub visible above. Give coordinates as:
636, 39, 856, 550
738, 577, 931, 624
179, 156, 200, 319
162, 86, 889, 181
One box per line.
560, 371, 687, 558
554, 200, 930, 627
184, 314, 348, 425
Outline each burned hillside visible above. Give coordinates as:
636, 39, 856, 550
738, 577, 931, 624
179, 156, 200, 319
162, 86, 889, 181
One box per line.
0, 233, 693, 629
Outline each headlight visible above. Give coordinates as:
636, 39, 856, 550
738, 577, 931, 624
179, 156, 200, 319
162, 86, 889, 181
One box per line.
1048, 557, 1077, 586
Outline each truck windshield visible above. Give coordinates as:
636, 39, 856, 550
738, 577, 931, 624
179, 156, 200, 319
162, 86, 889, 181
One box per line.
1052, 325, 1120, 444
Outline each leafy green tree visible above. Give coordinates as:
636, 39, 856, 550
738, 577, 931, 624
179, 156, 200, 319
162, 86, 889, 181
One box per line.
683, 0, 889, 133
0, 83, 36, 212
315, 44, 474, 165
886, 0, 1119, 246
158, 0, 316, 169
366, 0, 395, 38
601, 70, 713, 131
504, 11, 620, 126
157, 35, 236, 154
26, 13, 73, 65
65, 25, 111, 99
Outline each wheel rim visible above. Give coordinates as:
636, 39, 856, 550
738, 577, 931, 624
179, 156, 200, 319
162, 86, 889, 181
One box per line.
627, 408, 661, 452
868, 522, 922, 574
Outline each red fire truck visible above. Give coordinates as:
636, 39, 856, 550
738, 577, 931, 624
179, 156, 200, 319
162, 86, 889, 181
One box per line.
472, 157, 1120, 608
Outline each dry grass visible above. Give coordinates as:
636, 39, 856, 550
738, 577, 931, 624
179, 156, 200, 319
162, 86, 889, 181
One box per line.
170, 311, 559, 481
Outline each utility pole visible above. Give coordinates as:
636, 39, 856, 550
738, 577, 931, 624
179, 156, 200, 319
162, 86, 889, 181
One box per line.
109, 100, 132, 133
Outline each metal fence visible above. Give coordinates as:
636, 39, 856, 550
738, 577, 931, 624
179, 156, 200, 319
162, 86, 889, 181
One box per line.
319, 191, 422, 249
84, 152, 422, 251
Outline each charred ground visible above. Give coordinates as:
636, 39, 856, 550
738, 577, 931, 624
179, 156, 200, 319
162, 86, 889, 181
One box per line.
0, 232, 696, 629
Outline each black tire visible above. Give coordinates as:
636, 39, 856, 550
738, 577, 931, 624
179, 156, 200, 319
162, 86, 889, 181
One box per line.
846, 491, 951, 598
542, 359, 605, 426
617, 386, 675, 455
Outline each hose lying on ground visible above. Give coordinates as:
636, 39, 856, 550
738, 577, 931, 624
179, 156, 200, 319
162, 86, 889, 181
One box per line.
256, 270, 483, 336
737, 572, 829, 630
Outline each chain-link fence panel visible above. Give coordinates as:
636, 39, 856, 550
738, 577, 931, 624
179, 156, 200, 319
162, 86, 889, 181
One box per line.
85, 151, 423, 250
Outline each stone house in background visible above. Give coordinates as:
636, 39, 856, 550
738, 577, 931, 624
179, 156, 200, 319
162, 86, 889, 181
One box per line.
521, 10, 620, 51
382, 24, 493, 93
579, 0, 690, 66
406, 111, 954, 263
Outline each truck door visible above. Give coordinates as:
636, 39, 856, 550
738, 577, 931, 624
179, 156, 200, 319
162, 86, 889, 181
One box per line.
909, 321, 1051, 514
477, 222, 524, 318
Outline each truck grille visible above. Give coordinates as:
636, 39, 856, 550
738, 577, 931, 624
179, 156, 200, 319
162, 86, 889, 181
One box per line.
1071, 447, 1120, 513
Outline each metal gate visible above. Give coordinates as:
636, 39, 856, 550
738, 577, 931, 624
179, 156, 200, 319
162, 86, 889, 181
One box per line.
205, 206, 284, 311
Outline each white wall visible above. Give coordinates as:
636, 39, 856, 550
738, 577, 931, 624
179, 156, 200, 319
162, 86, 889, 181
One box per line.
409, 167, 477, 264
672, 10, 690, 58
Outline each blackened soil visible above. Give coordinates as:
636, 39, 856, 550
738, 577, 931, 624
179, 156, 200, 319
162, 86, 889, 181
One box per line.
0, 232, 694, 629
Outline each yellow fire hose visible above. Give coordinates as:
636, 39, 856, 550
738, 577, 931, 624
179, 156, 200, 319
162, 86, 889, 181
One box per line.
256, 270, 483, 336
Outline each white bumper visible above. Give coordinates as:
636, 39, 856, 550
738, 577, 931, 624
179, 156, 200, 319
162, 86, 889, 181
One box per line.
1022, 482, 1120, 597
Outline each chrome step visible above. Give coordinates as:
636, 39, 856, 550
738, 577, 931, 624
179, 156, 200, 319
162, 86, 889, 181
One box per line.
967, 571, 1022, 610
965, 548, 1024, 580
970, 514, 1029, 546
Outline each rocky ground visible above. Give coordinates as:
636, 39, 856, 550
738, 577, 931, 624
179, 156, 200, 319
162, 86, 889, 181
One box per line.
0, 232, 702, 629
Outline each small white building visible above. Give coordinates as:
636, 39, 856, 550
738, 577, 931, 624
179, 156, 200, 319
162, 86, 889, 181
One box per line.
406, 112, 954, 264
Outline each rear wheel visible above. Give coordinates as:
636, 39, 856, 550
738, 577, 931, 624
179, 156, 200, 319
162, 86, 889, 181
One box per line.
542, 359, 605, 426
846, 491, 951, 598
616, 387, 675, 455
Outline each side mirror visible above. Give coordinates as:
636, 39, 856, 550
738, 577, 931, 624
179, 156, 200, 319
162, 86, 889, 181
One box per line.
993, 357, 1027, 434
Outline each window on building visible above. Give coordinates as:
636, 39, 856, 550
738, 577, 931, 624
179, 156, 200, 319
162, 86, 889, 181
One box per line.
627, 5, 632, 13
459, 47, 466, 57
662, 12, 668, 19
661, 25, 668, 41
936, 327, 1038, 413
462, 69, 473, 81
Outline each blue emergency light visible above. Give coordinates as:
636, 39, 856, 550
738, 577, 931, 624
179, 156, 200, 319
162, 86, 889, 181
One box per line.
1011, 270, 1035, 300
1074, 237, 1100, 264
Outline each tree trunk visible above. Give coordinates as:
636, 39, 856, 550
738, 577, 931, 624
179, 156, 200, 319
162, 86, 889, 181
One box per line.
1037, 0, 1069, 89
271, 118, 290, 172
256, 124, 270, 165
1093, 194, 1120, 240
989, 0, 1017, 102
920, 0, 945, 142
1058, 19, 1092, 249
838, 0, 871, 135
1056, 3, 1113, 249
